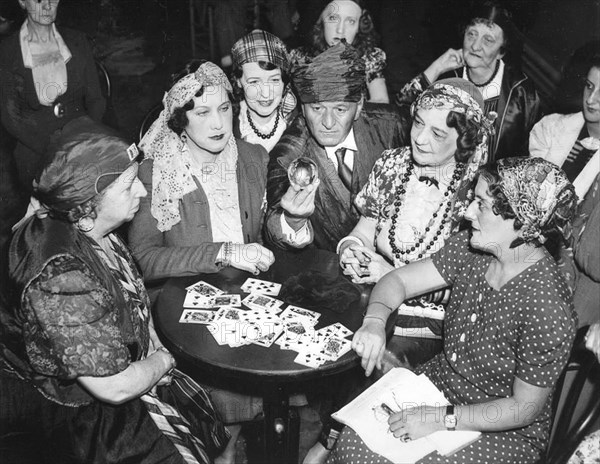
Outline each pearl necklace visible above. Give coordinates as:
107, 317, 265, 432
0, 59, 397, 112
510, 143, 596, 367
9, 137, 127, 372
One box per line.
388, 161, 464, 265
466, 59, 500, 88
247, 108, 280, 140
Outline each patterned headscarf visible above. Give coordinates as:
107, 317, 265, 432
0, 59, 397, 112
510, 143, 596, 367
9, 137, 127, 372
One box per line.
293, 41, 366, 103
232, 29, 290, 72
496, 157, 578, 242
411, 78, 495, 137
139, 62, 233, 232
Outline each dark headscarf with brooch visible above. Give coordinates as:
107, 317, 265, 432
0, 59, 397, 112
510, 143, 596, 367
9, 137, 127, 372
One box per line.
7, 117, 147, 404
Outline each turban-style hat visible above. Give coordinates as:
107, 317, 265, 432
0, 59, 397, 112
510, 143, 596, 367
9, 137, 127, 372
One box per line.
496, 157, 578, 242
232, 29, 289, 72
34, 116, 140, 214
293, 41, 366, 103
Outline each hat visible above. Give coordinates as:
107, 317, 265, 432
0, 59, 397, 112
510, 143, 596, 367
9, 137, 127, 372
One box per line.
232, 29, 289, 72
35, 116, 139, 213
293, 41, 366, 103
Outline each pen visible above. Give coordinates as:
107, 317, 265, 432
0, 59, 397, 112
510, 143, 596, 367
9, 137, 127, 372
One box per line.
381, 402, 396, 416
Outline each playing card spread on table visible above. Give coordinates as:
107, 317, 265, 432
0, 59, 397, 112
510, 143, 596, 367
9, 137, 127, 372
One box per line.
179, 309, 216, 324
185, 280, 224, 298
319, 336, 352, 360
316, 322, 353, 339
183, 293, 241, 309
241, 278, 282, 296
294, 350, 327, 368
241, 294, 283, 313
279, 305, 320, 324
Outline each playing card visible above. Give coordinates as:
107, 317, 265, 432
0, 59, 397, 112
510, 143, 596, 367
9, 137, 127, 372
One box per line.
211, 294, 242, 307
242, 294, 284, 313
276, 330, 321, 351
183, 291, 212, 309
282, 318, 315, 340
279, 305, 320, 323
319, 336, 352, 360
294, 350, 326, 368
214, 307, 251, 321
207, 319, 249, 347
185, 280, 223, 297
241, 278, 282, 296
317, 322, 353, 339
247, 320, 284, 347
179, 309, 216, 324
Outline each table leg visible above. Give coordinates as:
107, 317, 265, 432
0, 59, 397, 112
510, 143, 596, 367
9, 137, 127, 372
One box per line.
262, 385, 299, 464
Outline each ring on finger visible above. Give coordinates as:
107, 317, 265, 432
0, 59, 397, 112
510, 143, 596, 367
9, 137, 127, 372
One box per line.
400, 433, 411, 442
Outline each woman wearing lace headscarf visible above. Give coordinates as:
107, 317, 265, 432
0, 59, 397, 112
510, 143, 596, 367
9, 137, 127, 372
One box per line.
129, 60, 273, 464
129, 61, 274, 285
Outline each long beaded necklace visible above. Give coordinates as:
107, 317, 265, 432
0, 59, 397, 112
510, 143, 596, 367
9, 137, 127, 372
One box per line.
388, 161, 464, 265
466, 59, 500, 88
247, 108, 280, 140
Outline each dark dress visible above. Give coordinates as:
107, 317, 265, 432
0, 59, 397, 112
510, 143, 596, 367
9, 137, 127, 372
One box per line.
1, 217, 225, 463
0, 25, 105, 193
328, 231, 577, 464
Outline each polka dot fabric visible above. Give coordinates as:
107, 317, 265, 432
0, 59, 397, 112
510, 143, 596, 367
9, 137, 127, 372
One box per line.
328, 231, 577, 464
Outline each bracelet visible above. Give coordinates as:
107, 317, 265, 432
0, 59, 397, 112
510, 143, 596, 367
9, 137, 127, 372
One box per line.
364, 314, 387, 325
221, 241, 233, 267
336, 236, 364, 254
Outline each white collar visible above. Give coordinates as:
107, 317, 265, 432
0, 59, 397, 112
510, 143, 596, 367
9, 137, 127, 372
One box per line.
324, 128, 358, 157
20, 20, 72, 69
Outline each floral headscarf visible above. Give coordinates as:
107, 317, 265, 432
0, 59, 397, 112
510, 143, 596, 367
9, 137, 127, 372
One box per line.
139, 62, 233, 232
496, 157, 578, 242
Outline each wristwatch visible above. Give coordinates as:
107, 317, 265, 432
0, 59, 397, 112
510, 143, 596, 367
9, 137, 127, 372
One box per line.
444, 405, 457, 431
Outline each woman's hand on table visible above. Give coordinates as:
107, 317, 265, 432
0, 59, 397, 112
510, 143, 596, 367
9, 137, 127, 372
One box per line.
352, 317, 387, 377
586, 321, 600, 361
388, 406, 445, 441
230, 243, 275, 275
424, 48, 464, 83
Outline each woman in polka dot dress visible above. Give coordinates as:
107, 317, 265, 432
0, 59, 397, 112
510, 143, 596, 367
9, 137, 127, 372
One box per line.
330, 157, 579, 464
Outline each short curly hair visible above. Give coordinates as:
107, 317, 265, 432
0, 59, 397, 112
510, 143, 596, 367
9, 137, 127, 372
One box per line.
477, 164, 576, 253
167, 60, 233, 136
310, 0, 379, 58
445, 111, 484, 163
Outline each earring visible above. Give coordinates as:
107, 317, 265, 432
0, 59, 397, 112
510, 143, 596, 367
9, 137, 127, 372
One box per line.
181, 131, 188, 143
77, 216, 95, 232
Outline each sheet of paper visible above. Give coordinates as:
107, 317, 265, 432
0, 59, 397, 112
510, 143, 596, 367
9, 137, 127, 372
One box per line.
332, 368, 479, 463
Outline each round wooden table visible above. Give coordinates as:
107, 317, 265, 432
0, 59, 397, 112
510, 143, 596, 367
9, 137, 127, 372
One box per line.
153, 247, 391, 464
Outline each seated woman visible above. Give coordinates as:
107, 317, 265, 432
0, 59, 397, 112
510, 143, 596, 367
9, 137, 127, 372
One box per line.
338, 78, 492, 285
129, 60, 275, 283
129, 60, 273, 462
530, 51, 600, 201
291, 0, 389, 103
395, 1, 541, 162
2, 117, 228, 463
337, 157, 578, 464
231, 29, 297, 152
